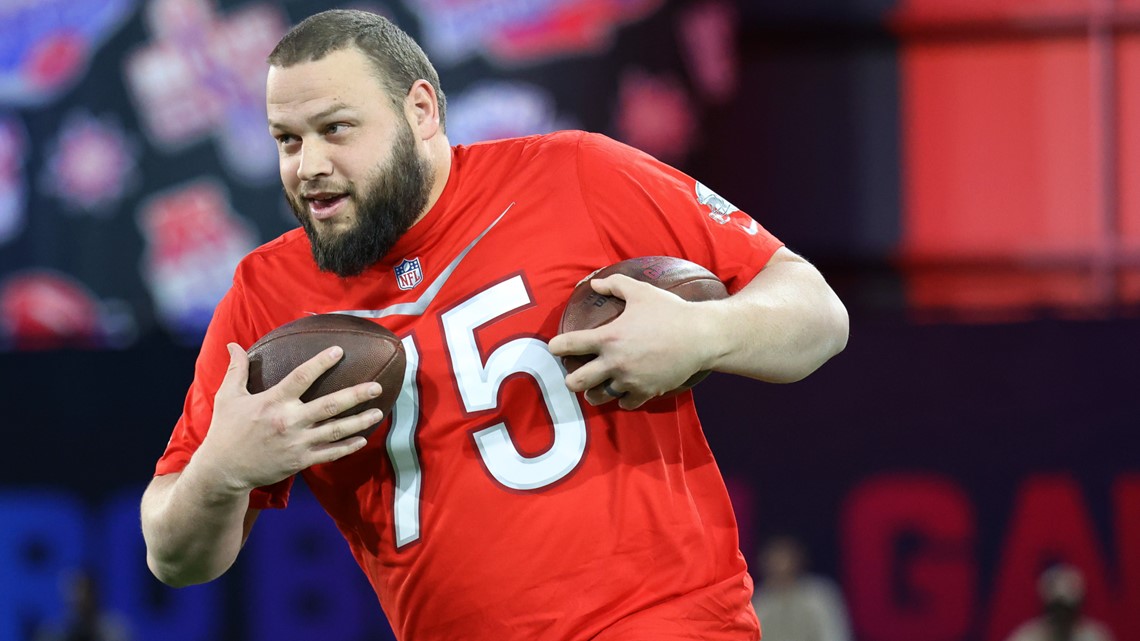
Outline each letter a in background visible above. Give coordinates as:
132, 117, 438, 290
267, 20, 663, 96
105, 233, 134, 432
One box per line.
984, 475, 1116, 641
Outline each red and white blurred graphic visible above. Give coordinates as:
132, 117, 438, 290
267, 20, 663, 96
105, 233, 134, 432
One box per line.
137, 179, 256, 339
615, 69, 696, 164
0, 271, 134, 350
408, 0, 663, 65
677, 0, 739, 105
892, 0, 1140, 319
0, 0, 136, 107
41, 111, 138, 215
124, 0, 287, 182
0, 115, 27, 245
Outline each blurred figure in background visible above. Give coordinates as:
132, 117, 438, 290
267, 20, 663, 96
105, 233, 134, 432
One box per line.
751, 535, 852, 641
1004, 564, 1115, 641
33, 568, 133, 641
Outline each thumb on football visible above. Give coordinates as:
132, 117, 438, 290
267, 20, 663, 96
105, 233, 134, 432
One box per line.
219, 343, 250, 396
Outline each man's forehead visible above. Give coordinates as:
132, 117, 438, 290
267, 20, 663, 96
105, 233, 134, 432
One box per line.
266, 60, 389, 124
268, 55, 389, 103
267, 47, 382, 83
267, 101, 354, 129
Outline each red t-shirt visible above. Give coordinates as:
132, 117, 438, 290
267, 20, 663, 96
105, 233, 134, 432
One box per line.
156, 131, 782, 641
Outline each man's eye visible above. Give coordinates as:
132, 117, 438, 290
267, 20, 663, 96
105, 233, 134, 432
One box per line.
325, 123, 347, 135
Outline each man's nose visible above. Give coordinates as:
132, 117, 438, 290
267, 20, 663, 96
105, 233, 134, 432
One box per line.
297, 140, 333, 181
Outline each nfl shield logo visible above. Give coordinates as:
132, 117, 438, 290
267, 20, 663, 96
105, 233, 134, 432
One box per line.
394, 257, 424, 291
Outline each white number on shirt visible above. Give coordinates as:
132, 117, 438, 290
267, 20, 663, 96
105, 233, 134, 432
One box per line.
386, 276, 588, 547
386, 335, 422, 548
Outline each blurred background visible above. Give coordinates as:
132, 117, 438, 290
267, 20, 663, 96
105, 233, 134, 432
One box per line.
1, 0, 1137, 640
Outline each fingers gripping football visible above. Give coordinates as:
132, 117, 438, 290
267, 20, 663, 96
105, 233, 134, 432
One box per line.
199, 344, 383, 492
552, 257, 729, 410
560, 277, 706, 409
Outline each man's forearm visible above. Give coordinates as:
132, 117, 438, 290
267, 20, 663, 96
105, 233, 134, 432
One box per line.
140, 463, 253, 587
704, 251, 848, 383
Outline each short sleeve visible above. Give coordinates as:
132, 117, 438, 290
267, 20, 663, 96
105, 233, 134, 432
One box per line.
153, 275, 295, 510
573, 132, 783, 294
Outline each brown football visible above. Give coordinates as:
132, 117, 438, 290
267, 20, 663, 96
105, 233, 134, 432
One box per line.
246, 314, 405, 439
558, 256, 728, 392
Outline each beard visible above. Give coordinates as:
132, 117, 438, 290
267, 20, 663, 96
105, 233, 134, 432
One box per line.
286, 121, 433, 277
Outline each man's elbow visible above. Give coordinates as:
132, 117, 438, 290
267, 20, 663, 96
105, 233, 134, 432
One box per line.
823, 295, 850, 360
147, 554, 189, 588
146, 550, 221, 588
781, 297, 850, 383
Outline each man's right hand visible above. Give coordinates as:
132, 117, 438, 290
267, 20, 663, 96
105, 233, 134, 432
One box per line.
193, 342, 386, 493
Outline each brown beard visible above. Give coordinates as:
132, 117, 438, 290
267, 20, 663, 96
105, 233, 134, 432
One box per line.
286, 119, 433, 277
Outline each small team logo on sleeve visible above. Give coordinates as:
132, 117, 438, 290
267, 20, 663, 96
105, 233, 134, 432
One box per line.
395, 257, 424, 291
695, 181, 738, 223
695, 181, 758, 236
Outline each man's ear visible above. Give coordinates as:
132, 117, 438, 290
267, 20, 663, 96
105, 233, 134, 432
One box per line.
406, 79, 441, 140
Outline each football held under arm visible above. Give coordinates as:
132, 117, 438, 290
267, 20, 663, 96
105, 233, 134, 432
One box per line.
142, 343, 387, 586
550, 133, 848, 406
556, 249, 847, 409
689, 245, 849, 383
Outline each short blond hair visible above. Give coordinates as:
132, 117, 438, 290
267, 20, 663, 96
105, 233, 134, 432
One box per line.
267, 9, 447, 130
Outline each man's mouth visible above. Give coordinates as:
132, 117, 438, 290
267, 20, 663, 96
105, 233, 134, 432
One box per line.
304, 192, 349, 221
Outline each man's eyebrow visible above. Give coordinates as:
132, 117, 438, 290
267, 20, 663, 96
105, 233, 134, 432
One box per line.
268, 103, 353, 130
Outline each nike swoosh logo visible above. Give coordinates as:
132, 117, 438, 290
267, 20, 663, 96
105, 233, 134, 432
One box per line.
329, 202, 514, 319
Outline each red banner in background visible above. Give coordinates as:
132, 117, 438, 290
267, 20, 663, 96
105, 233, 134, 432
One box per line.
889, 0, 1116, 30
836, 473, 1140, 641
893, 0, 1140, 319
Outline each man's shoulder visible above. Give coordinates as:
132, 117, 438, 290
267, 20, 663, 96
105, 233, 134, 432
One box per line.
235, 227, 312, 277
465, 129, 585, 150
462, 129, 627, 159
457, 130, 638, 182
